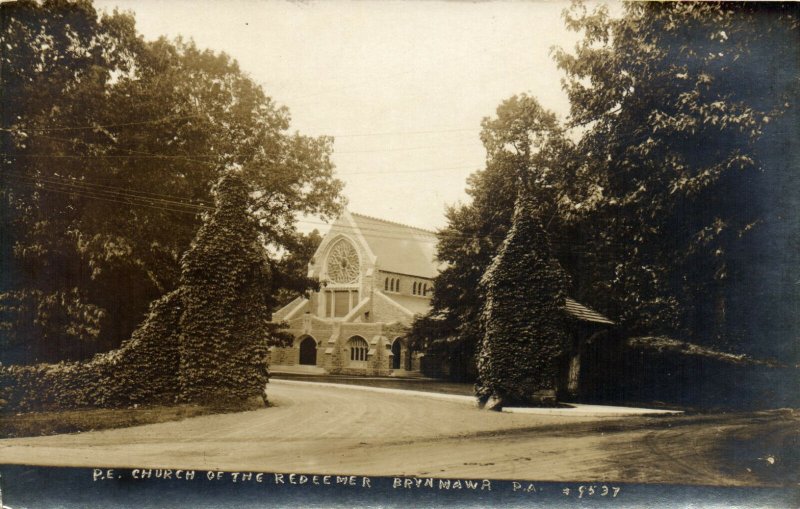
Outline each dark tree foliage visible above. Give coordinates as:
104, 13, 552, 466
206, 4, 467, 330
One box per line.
414, 3, 799, 382
553, 1, 800, 360
0, 0, 343, 364
476, 190, 569, 407
0, 289, 105, 364
271, 229, 323, 309
177, 171, 272, 404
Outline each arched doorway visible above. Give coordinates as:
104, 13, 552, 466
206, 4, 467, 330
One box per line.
391, 339, 402, 369
299, 336, 317, 366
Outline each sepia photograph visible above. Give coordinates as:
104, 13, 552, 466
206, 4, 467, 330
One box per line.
0, 0, 798, 507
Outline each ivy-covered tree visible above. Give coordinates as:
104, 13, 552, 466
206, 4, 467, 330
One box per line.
408, 95, 581, 381
177, 170, 272, 404
476, 190, 570, 408
1, 0, 343, 364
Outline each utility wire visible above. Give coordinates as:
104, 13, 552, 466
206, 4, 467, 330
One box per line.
9, 141, 479, 158
5, 173, 629, 250
28, 133, 221, 168
8, 178, 207, 217
4, 173, 211, 212
0, 113, 205, 133
3, 169, 217, 205
331, 128, 477, 138
2, 119, 480, 138
6, 152, 480, 176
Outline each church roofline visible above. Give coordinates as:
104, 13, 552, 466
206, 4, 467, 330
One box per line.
349, 211, 438, 236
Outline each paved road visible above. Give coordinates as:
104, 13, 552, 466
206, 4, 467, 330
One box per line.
0, 381, 782, 484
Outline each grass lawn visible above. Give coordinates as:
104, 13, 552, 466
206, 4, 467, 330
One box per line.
0, 397, 265, 439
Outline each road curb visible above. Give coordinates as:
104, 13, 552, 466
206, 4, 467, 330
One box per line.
270, 380, 684, 416
502, 406, 683, 417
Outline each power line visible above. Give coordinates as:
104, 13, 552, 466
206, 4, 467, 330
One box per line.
30, 133, 221, 168
3, 119, 480, 139
8, 140, 480, 159
340, 163, 479, 176
336, 142, 478, 154
6, 151, 480, 176
331, 128, 476, 138
7, 177, 206, 217
4, 173, 211, 213
4, 173, 629, 250
0, 113, 205, 133
3, 169, 212, 204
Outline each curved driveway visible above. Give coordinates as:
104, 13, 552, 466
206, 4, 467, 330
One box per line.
0, 380, 770, 484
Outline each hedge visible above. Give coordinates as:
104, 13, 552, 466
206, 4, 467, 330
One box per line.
0, 291, 182, 412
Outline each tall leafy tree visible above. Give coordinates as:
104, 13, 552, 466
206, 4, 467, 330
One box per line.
553, 2, 800, 360
1, 0, 343, 364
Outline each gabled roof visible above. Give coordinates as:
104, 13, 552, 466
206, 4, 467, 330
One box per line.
349, 212, 440, 278
564, 298, 614, 325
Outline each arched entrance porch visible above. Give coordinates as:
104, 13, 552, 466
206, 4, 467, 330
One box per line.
391, 338, 402, 369
299, 336, 317, 366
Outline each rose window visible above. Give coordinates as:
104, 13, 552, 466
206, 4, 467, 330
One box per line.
326, 240, 360, 284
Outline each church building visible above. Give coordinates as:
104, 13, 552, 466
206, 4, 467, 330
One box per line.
270, 210, 439, 375
269, 210, 614, 380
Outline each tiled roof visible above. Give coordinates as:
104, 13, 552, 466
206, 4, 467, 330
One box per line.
350, 212, 440, 279
564, 298, 614, 325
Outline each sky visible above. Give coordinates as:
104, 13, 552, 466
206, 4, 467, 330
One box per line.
94, 0, 614, 233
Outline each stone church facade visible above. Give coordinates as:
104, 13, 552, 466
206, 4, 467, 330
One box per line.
270, 210, 439, 375
269, 209, 614, 379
